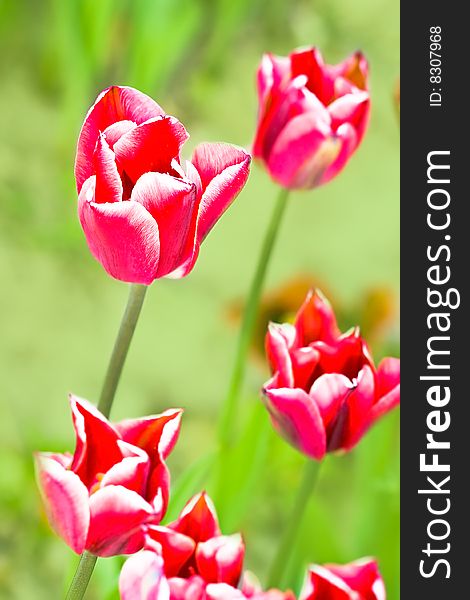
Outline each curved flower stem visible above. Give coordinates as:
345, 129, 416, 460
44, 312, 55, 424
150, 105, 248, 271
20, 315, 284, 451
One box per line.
218, 188, 289, 449
267, 459, 322, 589
65, 283, 148, 599
65, 552, 97, 600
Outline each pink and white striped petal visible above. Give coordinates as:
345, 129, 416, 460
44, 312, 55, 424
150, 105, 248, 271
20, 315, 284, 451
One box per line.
131, 173, 197, 277
34, 453, 90, 554
119, 550, 170, 600
75, 86, 165, 191
78, 177, 161, 284
262, 387, 327, 459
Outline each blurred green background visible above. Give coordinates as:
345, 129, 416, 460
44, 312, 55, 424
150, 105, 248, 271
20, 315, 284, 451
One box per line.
0, 0, 399, 598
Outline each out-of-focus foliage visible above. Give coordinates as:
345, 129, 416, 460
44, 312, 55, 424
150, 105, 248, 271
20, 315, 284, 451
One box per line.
0, 0, 399, 599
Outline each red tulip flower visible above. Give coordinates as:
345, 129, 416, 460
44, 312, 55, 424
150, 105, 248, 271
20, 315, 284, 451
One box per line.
120, 492, 245, 599
75, 86, 251, 284
253, 47, 370, 189
262, 290, 400, 459
300, 558, 385, 600
35, 396, 182, 556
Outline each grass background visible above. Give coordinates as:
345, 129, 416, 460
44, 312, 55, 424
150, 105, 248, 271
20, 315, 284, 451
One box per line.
0, 0, 399, 598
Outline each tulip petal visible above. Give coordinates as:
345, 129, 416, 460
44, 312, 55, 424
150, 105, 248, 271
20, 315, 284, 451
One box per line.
290, 47, 335, 105
131, 173, 198, 277
196, 534, 244, 586
333, 364, 376, 452
371, 357, 400, 422
119, 551, 170, 600
290, 347, 321, 394
114, 116, 189, 184
184, 160, 203, 197
241, 571, 263, 596
319, 122, 358, 186
332, 51, 369, 91
257, 53, 290, 116
116, 409, 183, 461
86, 485, 154, 556
326, 558, 385, 600
171, 492, 221, 542
69, 394, 122, 489
267, 111, 339, 189
146, 461, 171, 521
78, 177, 161, 284
75, 86, 165, 191
191, 143, 251, 244
34, 453, 90, 554
169, 576, 207, 600
206, 584, 245, 600
262, 387, 326, 459
309, 373, 354, 430
254, 77, 329, 161
103, 120, 137, 148
265, 323, 295, 387
146, 525, 196, 577
328, 91, 370, 145
316, 331, 373, 380
93, 134, 123, 204
375, 357, 400, 399
295, 290, 341, 346
300, 564, 356, 600
168, 143, 251, 280
100, 441, 150, 497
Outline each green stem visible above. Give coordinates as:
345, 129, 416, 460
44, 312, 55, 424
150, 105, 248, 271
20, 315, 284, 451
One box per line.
218, 188, 289, 448
267, 459, 322, 589
65, 553, 97, 600
97, 284, 148, 418
65, 283, 148, 599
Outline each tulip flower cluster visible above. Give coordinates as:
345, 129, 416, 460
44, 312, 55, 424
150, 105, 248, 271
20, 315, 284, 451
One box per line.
35, 397, 387, 599
119, 491, 385, 600
33, 41, 399, 600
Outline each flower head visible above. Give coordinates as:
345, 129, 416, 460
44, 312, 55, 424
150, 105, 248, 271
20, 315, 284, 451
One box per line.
253, 47, 370, 189
120, 492, 245, 599
35, 395, 182, 556
76, 86, 251, 284
262, 290, 400, 459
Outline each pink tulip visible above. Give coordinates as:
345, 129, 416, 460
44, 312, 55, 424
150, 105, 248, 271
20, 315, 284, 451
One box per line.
253, 47, 370, 189
120, 492, 245, 599
34, 395, 182, 556
300, 558, 386, 600
262, 290, 400, 459
75, 86, 251, 284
